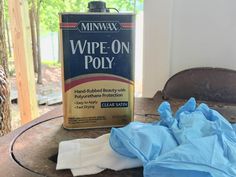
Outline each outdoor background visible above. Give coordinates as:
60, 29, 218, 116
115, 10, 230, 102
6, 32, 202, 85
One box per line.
2, 0, 143, 130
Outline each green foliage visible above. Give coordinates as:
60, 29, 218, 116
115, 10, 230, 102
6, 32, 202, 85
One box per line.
40, 0, 66, 33
40, 0, 143, 32
4, 0, 143, 33
3, 0, 8, 20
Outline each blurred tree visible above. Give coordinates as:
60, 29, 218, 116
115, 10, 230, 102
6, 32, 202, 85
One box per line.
29, 2, 38, 73
0, 0, 9, 76
35, 0, 42, 84
3, 0, 11, 58
0, 0, 11, 136
28, 0, 42, 84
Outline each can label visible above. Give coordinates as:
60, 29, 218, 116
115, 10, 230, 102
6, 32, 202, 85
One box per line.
60, 13, 135, 129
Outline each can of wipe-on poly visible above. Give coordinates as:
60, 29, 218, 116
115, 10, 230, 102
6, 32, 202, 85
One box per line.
59, 2, 135, 129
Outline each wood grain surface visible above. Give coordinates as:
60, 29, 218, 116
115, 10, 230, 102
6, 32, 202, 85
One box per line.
0, 92, 236, 177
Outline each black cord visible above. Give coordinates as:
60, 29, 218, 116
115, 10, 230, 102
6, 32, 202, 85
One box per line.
107, 8, 119, 13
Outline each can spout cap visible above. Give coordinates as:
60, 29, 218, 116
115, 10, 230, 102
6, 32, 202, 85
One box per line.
88, 1, 109, 12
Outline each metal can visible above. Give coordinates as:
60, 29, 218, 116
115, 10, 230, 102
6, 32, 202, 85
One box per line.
59, 11, 135, 129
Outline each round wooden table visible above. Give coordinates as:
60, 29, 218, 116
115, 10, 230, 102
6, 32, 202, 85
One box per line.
1, 92, 236, 177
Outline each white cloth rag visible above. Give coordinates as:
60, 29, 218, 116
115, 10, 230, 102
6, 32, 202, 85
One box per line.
56, 133, 142, 176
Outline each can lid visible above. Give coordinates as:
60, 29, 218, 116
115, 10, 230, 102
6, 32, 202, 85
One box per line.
88, 1, 109, 12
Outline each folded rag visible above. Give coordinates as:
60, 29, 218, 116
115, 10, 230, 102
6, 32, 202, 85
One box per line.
110, 98, 236, 177
56, 133, 142, 176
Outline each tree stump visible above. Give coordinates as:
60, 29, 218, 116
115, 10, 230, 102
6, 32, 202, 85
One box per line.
0, 65, 11, 136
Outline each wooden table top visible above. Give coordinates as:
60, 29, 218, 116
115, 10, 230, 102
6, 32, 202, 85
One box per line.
1, 92, 236, 177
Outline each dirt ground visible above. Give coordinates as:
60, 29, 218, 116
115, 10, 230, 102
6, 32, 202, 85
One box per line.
10, 65, 62, 130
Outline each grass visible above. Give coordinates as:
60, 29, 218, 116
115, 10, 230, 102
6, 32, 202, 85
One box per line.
42, 60, 61, 67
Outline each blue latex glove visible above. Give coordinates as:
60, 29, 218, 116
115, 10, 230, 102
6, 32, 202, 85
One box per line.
110, 98, 236, 177
158, 98, 215, 145
233, 123, 236, 133
110, 121, 177, 165
144, 134, 236, 177
153, 99, 236, 177
158, 98, 236, 144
